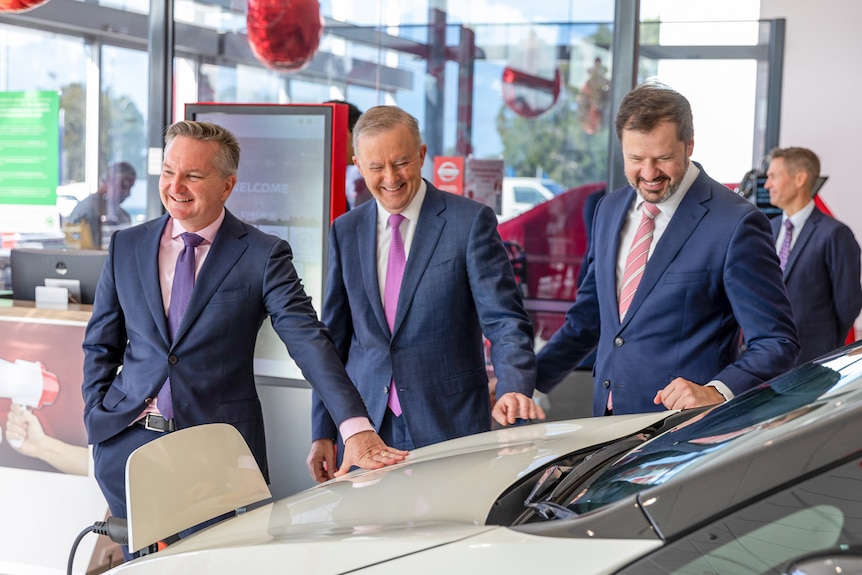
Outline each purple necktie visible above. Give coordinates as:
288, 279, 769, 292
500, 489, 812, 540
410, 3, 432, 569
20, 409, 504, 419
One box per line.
157, 232, 204, 421
384, 214, 406, 416
778, 219, 793, 271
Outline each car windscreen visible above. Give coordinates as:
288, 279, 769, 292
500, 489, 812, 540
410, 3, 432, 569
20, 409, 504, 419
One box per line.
563, 360, 850, 514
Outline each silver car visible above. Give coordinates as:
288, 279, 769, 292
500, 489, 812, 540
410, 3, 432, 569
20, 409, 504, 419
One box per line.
96, 343, 862, 575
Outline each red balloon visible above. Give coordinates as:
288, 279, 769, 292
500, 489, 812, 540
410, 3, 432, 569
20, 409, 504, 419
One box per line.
0, 0, 50, 12
246, 0, 324, 73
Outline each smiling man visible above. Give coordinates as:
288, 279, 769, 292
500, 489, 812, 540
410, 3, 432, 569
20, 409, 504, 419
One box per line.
535, 81, 799, 416
307, 106, 544, 481
82, 120, 406, 559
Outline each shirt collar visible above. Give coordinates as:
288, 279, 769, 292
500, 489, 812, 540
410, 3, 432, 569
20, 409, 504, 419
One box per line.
784, 200, 816, 227
168, 208, 225, 244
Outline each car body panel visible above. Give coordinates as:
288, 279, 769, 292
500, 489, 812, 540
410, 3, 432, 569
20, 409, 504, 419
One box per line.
109, 411, 668, 572
350, 527, 661, 575
103, 344, 862, 575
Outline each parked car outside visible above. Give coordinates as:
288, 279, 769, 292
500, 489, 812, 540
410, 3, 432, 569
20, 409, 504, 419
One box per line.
500, 177, 561, 221
99, 341, 862, 575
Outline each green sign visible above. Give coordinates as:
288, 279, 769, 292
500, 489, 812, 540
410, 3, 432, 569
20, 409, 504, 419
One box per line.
0, 91, 60, 206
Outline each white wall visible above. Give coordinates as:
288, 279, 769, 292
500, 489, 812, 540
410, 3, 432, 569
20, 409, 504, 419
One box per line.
761, 0, 862, 329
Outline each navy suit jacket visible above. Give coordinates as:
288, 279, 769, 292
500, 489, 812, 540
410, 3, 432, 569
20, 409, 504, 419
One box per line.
312, 182, 536, 448
537, 165, 799, 415
772, 208, 862, 364
82, 210, 370, 482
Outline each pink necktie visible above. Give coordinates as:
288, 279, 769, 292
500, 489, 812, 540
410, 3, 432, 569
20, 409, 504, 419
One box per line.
384, 214, 406, 416
619, 202, 660, 321
157, 232, 204, 421
610, 202, 659, 413
778, 219, 793, 271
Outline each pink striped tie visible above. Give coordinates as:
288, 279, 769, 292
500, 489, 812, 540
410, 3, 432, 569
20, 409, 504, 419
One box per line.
618, 202, 660, 321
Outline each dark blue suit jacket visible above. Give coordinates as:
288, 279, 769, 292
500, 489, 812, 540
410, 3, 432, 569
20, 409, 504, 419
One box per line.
536, 165, 799, 415
311, 182, 536, 448
82, 210, 370, 482
772, 208, 862, 364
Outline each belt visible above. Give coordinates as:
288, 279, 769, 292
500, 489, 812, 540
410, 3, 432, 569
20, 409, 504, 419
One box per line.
135, 413, 176, 433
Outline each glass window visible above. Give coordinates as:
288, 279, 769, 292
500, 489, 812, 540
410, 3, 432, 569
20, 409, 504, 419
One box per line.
0, 24, 87, 252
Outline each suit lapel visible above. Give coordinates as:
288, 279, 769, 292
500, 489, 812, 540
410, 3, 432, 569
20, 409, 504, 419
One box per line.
620, 175, 708, 328
172, 210, 248, 346
357, 204, 390, 337
393, 186, 445, 335
605, 190, 634, 325
138, 215, 172, 345
784, 208, 819, 278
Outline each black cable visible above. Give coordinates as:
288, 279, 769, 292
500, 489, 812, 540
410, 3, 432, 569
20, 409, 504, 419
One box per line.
67, 517, 128, 575
67, 525, 95, 575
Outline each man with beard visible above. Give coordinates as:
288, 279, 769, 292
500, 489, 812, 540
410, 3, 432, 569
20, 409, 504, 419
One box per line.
535, 81, 799, 416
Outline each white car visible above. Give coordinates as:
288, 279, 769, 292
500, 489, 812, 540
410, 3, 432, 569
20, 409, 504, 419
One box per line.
500, 177, 561, 221
95, 343, 862, 575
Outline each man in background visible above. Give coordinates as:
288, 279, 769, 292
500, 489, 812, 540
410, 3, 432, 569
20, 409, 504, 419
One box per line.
535, 81, 799, 415
67, 161, 136, 249
765, 146, 862, 364
307, 106, 543, 482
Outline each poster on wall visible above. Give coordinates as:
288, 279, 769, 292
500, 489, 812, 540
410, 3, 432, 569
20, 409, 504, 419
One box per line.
0, 90, 61, 233
464, 158, 504, 214
0, 315, 108, 574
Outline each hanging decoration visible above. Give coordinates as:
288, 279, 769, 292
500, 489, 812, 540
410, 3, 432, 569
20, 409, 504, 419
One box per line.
501, 66, 562, 119
246, 0, 324, 73
0, 0, 50, 12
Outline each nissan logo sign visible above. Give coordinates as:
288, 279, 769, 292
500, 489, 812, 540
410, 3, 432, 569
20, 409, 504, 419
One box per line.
436, 161, 460, 183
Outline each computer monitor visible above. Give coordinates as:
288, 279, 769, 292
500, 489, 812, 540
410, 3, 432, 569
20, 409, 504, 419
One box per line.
10, 248, 107, 305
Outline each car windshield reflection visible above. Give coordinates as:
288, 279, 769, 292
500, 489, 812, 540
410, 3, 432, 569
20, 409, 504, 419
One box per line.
560, 360, 854, 515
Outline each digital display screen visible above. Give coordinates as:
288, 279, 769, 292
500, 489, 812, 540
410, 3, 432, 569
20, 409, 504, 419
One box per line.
185, 104, 339, 382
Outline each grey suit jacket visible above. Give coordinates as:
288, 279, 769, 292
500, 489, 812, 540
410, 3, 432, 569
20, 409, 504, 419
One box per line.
312, 182, 536, 448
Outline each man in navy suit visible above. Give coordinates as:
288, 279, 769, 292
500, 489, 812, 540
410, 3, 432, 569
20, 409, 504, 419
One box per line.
307, 106, 544, 481
536, 81, 799, 416
82, 121, 406, 556
765, 146, 862, 364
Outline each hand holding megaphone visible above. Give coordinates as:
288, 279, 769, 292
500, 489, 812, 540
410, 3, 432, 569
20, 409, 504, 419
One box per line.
1, 359, 59, 448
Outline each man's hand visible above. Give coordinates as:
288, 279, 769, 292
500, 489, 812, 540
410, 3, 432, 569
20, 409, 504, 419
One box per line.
306, 438, 337, 483
654, 377, 725, 410
492, 392, 546, 426
335, 431, 408, 477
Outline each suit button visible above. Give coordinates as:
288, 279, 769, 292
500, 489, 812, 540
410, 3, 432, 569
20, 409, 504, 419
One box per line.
383, 385, 389, 394
168, 355, 178, 365
603, 379, 611, 389
614, 337, 624, 347
391, 345, 399, 353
